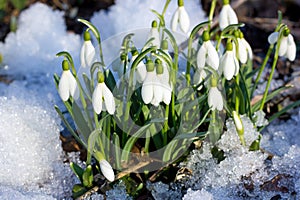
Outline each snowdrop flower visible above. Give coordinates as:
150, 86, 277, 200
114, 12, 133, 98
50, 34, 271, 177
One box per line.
155, 59, 172, 105
208, 77, 223, 111
141, 59, 165, 106
232, 111, 245, 146
197, 30, 219, 70
92, 72, 115, 115
233, 30, 253, 64
171, 0, 190, 34
147, 20, 161, 48
58, 60, 79, 101
219, 0, 238, 30
80, 30, 97, 68
268, 27, 296, 61
219, 41, 239, 80
99, 159, 115, 182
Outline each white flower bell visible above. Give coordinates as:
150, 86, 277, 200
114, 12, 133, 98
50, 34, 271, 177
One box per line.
147, 20, 161, 48
92, 72, 115, 115
58, 60, 79, 101
171, 0, 190, 34
155, 59, 172, 105
219, 41, 239, 80
197, 30, 219, 70
208, 77, 223, 111
99, 159, 115, 182
131, 49, 147, 84
141, 59, 170, 106
233, 30, 253, 64
219, 0, 238, 30
193, 68, 207, 90
80, 30, 97, 68
268, 27, 296, 61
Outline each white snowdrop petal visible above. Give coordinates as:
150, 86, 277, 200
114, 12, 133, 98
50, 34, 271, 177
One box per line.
206, 42, 219, 70
242, 38, 253, 60
58, 72, 70, 101
92, 84, 103, 114
85, 41, 96, 68
171, 8, 179, 32
223, 53, 235, 80
208, 88, 216, 110
80, 44, 86, 68
162, 87, 172, 105
102, 83, 115, 115
208, 87, 223, 111
67, 72, 79, 100
233, 55, 240, 76
179, 6, 190, 33
136, 63, 147, 83
238, 39, 247, 64
219, 6, 229, 30
153, 82, 163, 105
278, 37, 288, 57
142, 75, 154, 104
287, 34, 296, 61
268, 32, 278, 44
99, 159, 115, 182
197, 45, 207, 70
227, 5, 238, 25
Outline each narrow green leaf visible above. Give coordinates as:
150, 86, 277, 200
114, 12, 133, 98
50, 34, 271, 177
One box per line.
72, 102, 92, 141
70, 162, 84, 183
113, 133, 121, 169
72, 184, 88, 198
82, 165, 93, 188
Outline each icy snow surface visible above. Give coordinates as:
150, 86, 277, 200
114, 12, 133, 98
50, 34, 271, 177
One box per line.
0, 2, 81, 199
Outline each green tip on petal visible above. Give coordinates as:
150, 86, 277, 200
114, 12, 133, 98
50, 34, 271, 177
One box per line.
62, 60, 69, 71
161, 40, 168, 50
178, 0, 184, 7
211, 77, 218, 87
226, 41, 233, 51
223, 0, 230, 5
283, 27, 290, 37
97, 71, 105, 83
83, 30, 91, 41
202, 30, 210, 42
151, 20, 157, 28
146, 59, 155, 72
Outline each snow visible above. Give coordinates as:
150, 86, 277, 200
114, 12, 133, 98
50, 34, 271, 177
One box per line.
0, 2, 80, 75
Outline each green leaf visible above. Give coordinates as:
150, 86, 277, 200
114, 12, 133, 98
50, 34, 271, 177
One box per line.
72, 102, 92, 141
54, 105, 86, 148
174, 131, 207, 140
70, 162, 84, 183
82, 73, 93, 97
10, 0, 26, 10
72, 184, 88, 198
82, 165, 93, 188
105, 69, 116, 91
113, 133, 121, 169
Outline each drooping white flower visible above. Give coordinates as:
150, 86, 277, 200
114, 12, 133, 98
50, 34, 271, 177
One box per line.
233, 30, 252, 64
193, 68, 207, 90
99, 159, 115, 182
171, 0, 190, 34
147, 20, 161, 48
141, 59, 170, 106
197, 30, 219, 70
268, 28, 296, 61
80, 30, 97, 68
58, 60, 79, 101
219, 41, 239, 80
208, 77, 223, 111
92, 72, 115, 115
156, 60, 172, 105
219, 0, 238, 30
131, 50, 147, 83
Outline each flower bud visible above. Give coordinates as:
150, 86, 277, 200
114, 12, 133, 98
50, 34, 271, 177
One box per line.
178, 0, 184, 7
151, 20, 157, 28
232, 111, 245, 146
202, 30, 210, 42
223, 0, 230, 5
146, 59, 155, 72
161, 39, 168, 50
97, 71, 105, 83
83, 30, 91, 41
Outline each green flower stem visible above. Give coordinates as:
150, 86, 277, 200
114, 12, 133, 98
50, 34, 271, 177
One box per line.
252, 44, 274, 97
208, 0, 217, 30
186, 21, 210, 86
163, 104, 169, 145
235, 74, 240, 113
259, 33, 282, 111
162, 0, 171, 19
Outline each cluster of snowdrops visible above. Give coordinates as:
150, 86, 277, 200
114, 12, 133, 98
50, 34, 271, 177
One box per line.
54, 0, 296, 197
